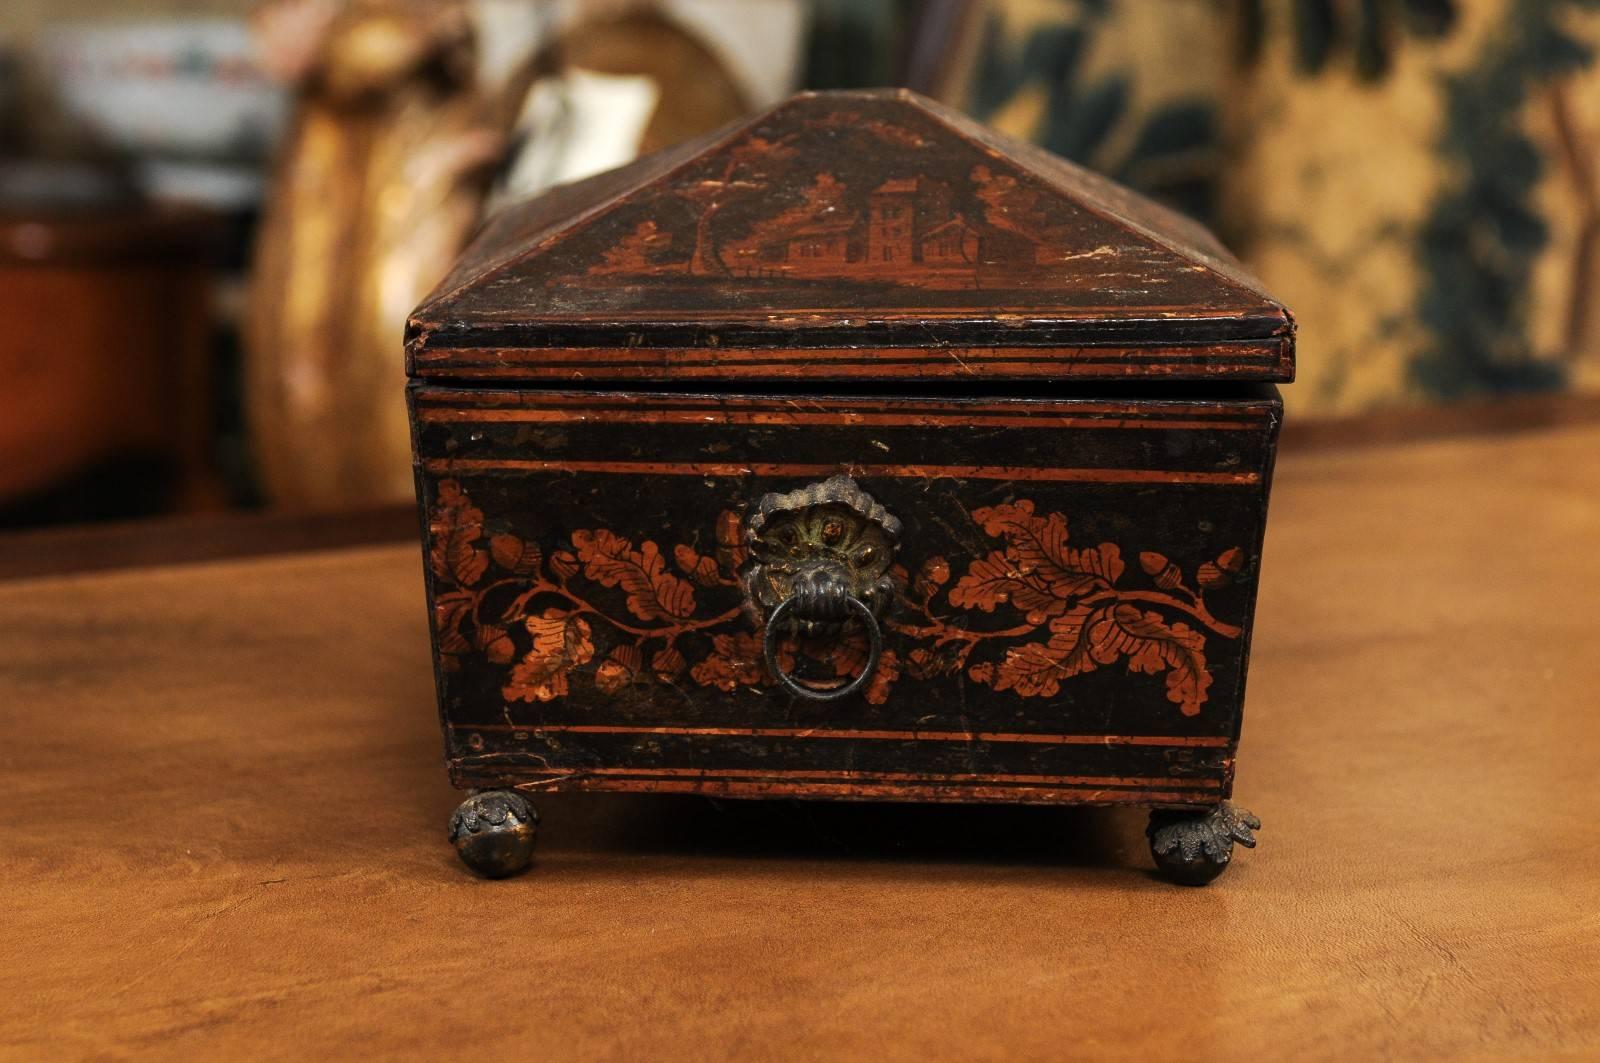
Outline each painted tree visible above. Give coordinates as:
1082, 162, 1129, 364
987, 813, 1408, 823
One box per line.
675, 135, 799, 276
592, 220, 673, 275
971, 163, 1045, 238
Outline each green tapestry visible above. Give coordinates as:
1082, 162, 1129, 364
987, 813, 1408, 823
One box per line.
961, 0, 1600, 416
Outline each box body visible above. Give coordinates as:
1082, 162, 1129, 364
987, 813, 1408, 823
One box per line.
408, 89, 1293, 813
413, 385, 1280, 807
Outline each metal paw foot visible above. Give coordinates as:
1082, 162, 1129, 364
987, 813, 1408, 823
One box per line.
449, 790, 538, 878
1147, 801, 1260, 886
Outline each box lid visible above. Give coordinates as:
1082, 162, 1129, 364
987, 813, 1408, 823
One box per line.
408, 89, 1293, 385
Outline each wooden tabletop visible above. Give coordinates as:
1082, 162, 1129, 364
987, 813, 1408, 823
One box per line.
5, 424, 1600, 1059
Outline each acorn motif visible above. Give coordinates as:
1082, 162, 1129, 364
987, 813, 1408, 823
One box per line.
1197, 547, 1244, 591
1139, 551, 1182, 590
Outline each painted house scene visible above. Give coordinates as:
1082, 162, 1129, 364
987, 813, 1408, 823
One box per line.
581, 159, 1096, 294
725, 174, 1018, 288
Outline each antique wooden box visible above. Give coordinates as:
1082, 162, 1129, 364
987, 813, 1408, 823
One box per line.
407, 89, 1293, 884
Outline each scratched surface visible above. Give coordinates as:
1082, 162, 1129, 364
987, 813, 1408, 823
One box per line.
5, 424, 1599, 1058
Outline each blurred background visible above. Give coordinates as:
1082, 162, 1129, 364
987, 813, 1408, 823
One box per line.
2, 0, 1598, 531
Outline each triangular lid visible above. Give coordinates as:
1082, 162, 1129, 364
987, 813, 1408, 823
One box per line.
409, 89, 1293, 384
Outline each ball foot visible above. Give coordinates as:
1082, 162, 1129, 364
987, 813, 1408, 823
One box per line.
1147, 801, 1260, 886
449, 790, 538, 878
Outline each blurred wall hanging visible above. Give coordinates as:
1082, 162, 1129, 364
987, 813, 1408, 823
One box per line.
947, 0, 1600, 418
951, 0, 1227, 235
1222, 0, 1600, 415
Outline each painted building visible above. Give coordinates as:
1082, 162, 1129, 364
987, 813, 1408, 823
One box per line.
867, 177, 953, 264
920, 216, 981, 264
735, 173, 1039, 283
783, 217, 856, 264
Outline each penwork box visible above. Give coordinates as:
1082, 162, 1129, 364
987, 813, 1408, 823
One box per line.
407, 89, 1293, 884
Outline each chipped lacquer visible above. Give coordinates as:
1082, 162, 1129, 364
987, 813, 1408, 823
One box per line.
407, 90, 1292, 883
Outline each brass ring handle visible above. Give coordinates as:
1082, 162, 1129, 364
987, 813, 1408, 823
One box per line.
762, 594, 883, 702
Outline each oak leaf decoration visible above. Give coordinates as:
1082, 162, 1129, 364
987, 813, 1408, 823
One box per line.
949, 551, 1067, 623
952, 502, 1123, 620
863, 649, 900, 705
690, 632, 768, 691
430, 480, 487, 586
975, 601, 1211, 713
651, 646, 687, 681
906, 644, 966, 680
572, 529, 697, 621
434, 589, 475, 654
972, 500, 1070, 572
988, 639, 1073, 697
428, 480, 1232, 718
1115, 608, 1211, 715
992, 602, 1120, 698
673, 544, 724, 588
503, 610, 594, 703
975, 500, 1127, 593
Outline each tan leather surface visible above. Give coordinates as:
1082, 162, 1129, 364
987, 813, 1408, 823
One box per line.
5, 426, 1600, 1059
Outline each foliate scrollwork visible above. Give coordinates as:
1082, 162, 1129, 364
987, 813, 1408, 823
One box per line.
427, 478, 1243, 712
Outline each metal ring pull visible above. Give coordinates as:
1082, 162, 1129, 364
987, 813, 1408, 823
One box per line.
744, 475, 900, 704
762, 594, 883, 702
